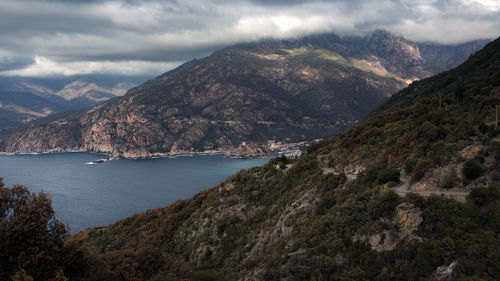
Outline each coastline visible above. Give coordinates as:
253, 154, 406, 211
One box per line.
0, 139, 315, 159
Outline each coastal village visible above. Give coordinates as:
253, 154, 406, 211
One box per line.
223, 139, 322, 158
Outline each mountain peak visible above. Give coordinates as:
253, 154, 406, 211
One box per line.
56, 80, 120, 102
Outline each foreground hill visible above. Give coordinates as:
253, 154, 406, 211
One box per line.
0, 31, 488, 157
73, 38, 500, 280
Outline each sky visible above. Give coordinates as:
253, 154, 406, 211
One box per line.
0, 0, 498, 78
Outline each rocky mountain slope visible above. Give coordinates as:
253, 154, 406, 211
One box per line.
0, 31, 488, 157
72, 37, 500, 281
53, 80, 125, 107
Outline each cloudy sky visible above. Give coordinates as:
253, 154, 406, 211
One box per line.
0, 0, 498, 78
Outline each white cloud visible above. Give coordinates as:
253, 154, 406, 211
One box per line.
0, 56, 182, 77
0, 0, 497, 77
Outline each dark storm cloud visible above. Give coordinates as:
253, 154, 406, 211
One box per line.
0, 0, 498, 77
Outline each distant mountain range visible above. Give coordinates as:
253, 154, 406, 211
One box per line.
0, 30, 490, 157
0, 76, 145, 136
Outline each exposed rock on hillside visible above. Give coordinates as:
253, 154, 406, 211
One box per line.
353, 202, 423, 252
430, 261, 457, 281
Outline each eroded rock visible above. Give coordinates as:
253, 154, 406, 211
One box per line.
353, 202, 423, 252
429, 261, 457, 281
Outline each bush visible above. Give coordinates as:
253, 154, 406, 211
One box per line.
193, 270, 226, 281
368, 190, 401, 219
404, 159, 418, 174
462, 160, 484, 180
12, 270, 33, 281
441, 175, 455, 189
378, 168, 400, 184
467, 186, 500, 207
413, 159, 430, 182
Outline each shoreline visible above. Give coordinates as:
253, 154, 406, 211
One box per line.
0, 149, 271, 160
0, 139, 315, 159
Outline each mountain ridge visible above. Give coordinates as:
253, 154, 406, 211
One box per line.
72, 36, 500, 281
0, 77, 143, 136
0, 31, 490, 157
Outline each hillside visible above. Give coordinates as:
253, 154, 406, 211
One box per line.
54, 80, 126, 108
0, 31, 488, 158
0, 77, 140, 136
72, 38, 500, 280
0, 91, 64, 136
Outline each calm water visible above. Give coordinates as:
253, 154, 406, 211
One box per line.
0, 152, 268, 233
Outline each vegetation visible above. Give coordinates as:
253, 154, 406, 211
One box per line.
2, 37, 499, 280
463, 160, 484, 180
70, 154, 499, 280
309, 35, 500, 183
0, 178, 111, 281
68, 37, 499, 280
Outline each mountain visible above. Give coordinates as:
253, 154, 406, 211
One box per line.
0, 76, 57, 97
0, 31, 489, 157
0, 76, 145, 136
53, 80, 127, 108
0, 91, 64, 136
72, 36, 500, 281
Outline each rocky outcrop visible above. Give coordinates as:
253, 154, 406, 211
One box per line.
459, 144, 483, 160
353, 202, 423, 252
429, 261, 457, 281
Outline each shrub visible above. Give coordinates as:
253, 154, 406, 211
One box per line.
193, 270, 226, 281
404, 159, 418, 174
462, 160, 484, 180
441, 175, 455, 189
413, 159, 430, 182
378, 168, 400, 184
467, 186, 499, 207
368, 190, 401, 219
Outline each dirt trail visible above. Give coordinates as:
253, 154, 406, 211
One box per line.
393, 177, 469, 202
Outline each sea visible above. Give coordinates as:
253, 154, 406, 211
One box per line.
0, 152, 268, 233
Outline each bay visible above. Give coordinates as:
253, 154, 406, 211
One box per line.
0, 152, 268, 233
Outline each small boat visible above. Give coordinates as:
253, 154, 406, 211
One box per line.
92, 159, 105, 164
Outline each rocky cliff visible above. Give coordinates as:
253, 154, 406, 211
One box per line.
0, 31, 488, 157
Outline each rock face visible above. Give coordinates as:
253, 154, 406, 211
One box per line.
430, 261, 457, 281
0, 31, 488, 158
459, 144, 483, 160
353, 202, 423, 252
394, 202, 424, 235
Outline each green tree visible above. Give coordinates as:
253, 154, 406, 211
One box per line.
0, 178, 109, 281
12, 270, 33, 281
462, 160, 484, 180
0, 180, 67, 280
